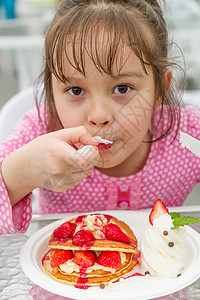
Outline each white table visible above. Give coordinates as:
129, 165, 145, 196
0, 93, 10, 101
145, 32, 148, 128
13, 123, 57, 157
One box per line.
1, 207, 200, 299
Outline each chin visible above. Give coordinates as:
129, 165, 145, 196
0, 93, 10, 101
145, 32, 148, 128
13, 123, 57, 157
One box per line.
95, 157, 124, 170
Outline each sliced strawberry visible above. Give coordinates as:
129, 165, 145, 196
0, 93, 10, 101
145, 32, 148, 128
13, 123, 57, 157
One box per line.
72, 230, 95, 246
73, 250, 96, 269
97, 251, 121, 269
51, 249, 73, 268
137, 250, 141, 264
104, 223, 130, 244
75, 215, 86, 224
53, 222, 76, 239
149, 199, 169, 225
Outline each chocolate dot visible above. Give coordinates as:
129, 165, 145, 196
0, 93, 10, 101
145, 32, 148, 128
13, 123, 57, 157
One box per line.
145, 271, 151, 279
163, 231, 168, 236
177, 273, 182, 277
168, 242, 174, 247
100, 283, 105, 289
145, 271, 150, 275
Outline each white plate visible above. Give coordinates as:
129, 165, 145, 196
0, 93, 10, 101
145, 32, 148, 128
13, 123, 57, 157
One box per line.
20, 210, 200, 300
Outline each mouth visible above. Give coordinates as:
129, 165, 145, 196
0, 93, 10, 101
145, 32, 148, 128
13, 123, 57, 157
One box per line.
97, 141, 114, 151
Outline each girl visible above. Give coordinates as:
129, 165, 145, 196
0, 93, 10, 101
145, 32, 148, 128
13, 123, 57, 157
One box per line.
0, 0, 200, 234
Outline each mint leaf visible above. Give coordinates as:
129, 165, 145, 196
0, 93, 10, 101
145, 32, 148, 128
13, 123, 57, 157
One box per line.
169, 212, 181, 220
172, 216, 200, 228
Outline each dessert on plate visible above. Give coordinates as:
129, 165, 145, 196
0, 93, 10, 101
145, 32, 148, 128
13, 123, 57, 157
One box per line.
140, 199, 200, 278
43, 214, 138, 288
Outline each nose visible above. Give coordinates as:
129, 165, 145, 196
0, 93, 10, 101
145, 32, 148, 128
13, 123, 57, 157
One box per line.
88, 101, 113, 127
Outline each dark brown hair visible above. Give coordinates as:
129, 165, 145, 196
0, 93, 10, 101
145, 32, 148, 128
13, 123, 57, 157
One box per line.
38, 0, 183, 141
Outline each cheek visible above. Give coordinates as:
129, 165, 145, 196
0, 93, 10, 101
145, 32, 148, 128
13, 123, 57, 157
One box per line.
55, 100, 83, 128
117, 96, 153, 140
58, 112, 83, 128
52, 85, 81, 128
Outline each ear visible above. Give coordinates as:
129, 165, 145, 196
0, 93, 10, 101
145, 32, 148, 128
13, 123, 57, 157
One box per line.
154, 69, 172, 108
165, 69, 172, 89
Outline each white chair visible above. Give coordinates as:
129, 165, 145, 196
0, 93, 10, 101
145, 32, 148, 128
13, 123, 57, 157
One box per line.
0, 86, 42, 143
0, 86, 44, 212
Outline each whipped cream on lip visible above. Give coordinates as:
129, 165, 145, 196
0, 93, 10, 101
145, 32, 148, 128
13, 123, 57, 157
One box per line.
76, 136, 114, 154
93, 136, 113, 144
94, 136, 114, 151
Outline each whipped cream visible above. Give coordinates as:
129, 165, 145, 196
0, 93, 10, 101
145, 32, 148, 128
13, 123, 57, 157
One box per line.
93, 136, 113, 144
59, 252, 126, 274
59, 215, 126, 274
74, 214, 108, 239
140, 213, 186, 278
77, 137, 113, 154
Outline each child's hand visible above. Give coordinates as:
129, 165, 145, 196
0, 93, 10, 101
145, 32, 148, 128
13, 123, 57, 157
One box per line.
32, 126, 100, 191
1, 126, 100, 205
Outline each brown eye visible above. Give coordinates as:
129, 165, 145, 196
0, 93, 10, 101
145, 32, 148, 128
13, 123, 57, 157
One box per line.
114, 85, 130, 95
68, 87, 84, 96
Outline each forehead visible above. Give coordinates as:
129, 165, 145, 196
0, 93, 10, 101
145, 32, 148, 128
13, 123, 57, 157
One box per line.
53, 27, 150, 81
65, 42, 148, 77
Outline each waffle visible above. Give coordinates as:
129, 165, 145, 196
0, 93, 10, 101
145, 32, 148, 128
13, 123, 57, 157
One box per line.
43, 214, 138, 287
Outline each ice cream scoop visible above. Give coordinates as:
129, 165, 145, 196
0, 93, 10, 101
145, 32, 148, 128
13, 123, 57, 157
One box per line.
140, 200, 186, 278
141, 213, 186, 278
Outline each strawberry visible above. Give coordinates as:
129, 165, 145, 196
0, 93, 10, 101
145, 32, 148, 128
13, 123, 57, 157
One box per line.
72, 230, 95, 246
53, 222, 76, 239
149, 199, 169, 225
97, 251, 121, 269
104, 223, 130, 244
51, 249, 73, 268
73, 250, 96, 269
137, 250, 141, 264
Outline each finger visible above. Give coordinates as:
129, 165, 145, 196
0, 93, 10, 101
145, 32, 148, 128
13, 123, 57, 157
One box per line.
59, 142, 100, 170
76, 145, 93, 155
56, 126, 99, 146
74, 145, 100, 169
51, 127, 100, 169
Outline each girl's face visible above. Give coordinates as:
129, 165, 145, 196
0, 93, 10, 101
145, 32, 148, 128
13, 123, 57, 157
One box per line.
52, 45, 156, 176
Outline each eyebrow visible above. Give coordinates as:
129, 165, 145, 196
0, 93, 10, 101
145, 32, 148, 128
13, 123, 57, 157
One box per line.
61, 71, 145, 83
111, 71, 145, 79
57, 70, 145, 86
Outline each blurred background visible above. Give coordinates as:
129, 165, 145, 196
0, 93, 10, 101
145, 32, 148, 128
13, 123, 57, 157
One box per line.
0, 0, 55, 106
0, 0, 200, 206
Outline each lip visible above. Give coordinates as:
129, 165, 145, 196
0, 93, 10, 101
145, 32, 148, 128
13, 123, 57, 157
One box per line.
97, 141, 115, 151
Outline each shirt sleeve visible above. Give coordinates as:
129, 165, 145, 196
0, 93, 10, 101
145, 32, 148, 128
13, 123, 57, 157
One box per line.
0, 108, 44, 234
180, 105, 200, 182
182, 106, 200, 139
